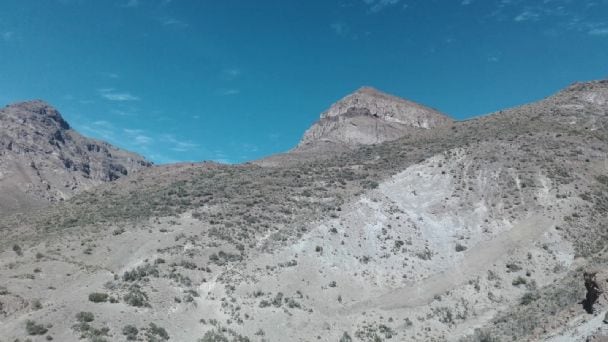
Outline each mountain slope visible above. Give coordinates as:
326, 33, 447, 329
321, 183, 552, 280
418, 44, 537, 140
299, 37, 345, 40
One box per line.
0, 81, 607, 341
0, 100, 151, 213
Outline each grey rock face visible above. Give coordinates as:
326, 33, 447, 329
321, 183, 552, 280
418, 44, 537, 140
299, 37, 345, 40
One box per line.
0, 100, 151, 213
297, 87, 452, 149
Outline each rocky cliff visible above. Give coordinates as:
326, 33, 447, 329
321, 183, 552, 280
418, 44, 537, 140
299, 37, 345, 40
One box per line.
0, 100, 151, 213
297, 86, 452, 149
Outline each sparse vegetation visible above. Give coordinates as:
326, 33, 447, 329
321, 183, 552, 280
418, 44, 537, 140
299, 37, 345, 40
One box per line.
512, 276, 527, 286
25, 320, 48, 335
520, 291, 540, 305
144, 323, 169, 341
122, 264, 160, 282
122, 325, 139, 340
13, 244, 22, 256
124, 285, 150, 307
88, 292, 109, 303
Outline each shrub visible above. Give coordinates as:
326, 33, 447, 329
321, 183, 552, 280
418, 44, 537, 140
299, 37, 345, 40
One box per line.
179, 260, 197, 270
124, 285, 149, 307
26, 320, 48, 335
122, 264, 159, 282
339, 332, 353, 342
88, 293, 109, 303
272, 292, 284, 307
145, 323, 169, 341
506, 263, 522, 272
361, 180, 379, 189
199, 330, 229, 342
512, 276, 527, 286
455, 243, 467, 252
76, 312, 95, 323
520, 291, 540, 305
13, 244, 23, 256
31, 299, 42, 310
122, 325, 139, 340
596, 175, 608, 186
465, 329, 500, 342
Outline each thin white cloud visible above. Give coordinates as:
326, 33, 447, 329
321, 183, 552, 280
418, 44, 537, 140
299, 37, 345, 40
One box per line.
160, 134, 200, 152
99, 72, 120, 79
161, 17, 188, 28
363, 0, 401, 13
102, 93, 140, 101
461, 0, 473, 5
134, 135, 153, 146
514, 10, 540, 22
2, 31, 14, 42
98, 88, 140, 101
93, 120, 113, 127
123, 128, 143, 135
589, 27, 608, 36
218, 89, 240, 96
80, 121, 116, 141
331, 22, 349, 36
221, 68, 241, 80
123, 0, 139, 8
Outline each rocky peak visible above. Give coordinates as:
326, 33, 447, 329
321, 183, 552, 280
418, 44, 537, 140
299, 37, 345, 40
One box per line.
0, 100, 151, 213
5, 100, 70, 130
297, 87, 452, 149
320, 86, 451, 127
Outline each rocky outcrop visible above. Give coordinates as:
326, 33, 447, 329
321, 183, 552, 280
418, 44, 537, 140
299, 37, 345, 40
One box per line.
0, 100, 151, 213
583, 270, 608, 314
296, 87, 452, 149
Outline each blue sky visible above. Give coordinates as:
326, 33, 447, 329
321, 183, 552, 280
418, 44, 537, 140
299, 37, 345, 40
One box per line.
1, 0, 607, 164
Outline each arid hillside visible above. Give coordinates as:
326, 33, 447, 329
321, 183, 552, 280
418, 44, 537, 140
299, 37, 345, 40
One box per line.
0, 80, 607, 342
0, 100, 151, 214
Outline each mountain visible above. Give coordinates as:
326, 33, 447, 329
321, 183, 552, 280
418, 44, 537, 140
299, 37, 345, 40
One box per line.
0, 81, 607, 341
296, 86, 452, 150
0, 100, 151, 213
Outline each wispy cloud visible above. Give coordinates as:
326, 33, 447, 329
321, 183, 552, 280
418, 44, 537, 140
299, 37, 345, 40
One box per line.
2, 31, 14, 42
99, 71, 120, 79
220, 68, 241, 81
123, 128, 144, 135
80, 120, 116, 141
461, 0, 473, 5
218, 88, 240, 96
160, 134, 200, 152
161, 17, 188, 28
331, 22, 349, 36
589, 27, 608, 36
362, 0, 401, 13
122, 0, 139, 8
134, 135, 153, 146
487, 54, 500, 63
122, 128, 153, 148
98, 88, 140, 101
514, 10, 540, 22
